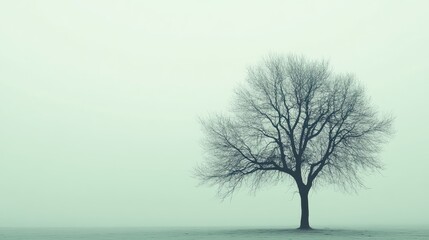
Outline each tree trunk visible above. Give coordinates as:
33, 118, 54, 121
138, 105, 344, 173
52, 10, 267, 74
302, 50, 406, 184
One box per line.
298, 188, 311, 230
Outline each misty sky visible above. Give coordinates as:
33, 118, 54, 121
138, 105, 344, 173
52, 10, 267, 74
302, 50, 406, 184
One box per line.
0, 1, 428, 228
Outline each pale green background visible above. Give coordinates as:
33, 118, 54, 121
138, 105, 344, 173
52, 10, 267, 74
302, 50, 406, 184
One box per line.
0, 1, 428, 228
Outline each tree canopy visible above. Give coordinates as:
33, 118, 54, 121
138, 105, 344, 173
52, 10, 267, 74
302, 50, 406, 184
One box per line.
196, 55, 393, 229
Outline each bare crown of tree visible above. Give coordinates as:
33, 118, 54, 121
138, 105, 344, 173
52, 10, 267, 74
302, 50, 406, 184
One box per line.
197, 55, 393, 198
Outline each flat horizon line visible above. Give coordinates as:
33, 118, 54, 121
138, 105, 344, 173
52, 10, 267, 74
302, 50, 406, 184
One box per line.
1, 225, 428, 230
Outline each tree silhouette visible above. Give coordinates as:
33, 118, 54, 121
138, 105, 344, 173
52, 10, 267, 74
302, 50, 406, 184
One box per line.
196, 55, 393, 229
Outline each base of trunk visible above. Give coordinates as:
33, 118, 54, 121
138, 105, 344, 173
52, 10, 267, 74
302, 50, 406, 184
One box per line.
297, 225, 312, 230
298, 187, 311, 231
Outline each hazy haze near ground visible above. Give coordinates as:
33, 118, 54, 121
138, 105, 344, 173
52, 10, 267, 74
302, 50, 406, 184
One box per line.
0, 1, 428, 228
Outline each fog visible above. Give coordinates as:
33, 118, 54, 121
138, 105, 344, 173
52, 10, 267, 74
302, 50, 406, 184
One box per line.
0, 1, 428, 228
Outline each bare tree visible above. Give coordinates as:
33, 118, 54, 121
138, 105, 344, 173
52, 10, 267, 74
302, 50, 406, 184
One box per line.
196, 55, 393, 230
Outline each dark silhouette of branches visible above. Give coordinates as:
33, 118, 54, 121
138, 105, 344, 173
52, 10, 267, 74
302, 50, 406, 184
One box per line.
196, 54, 393, 229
